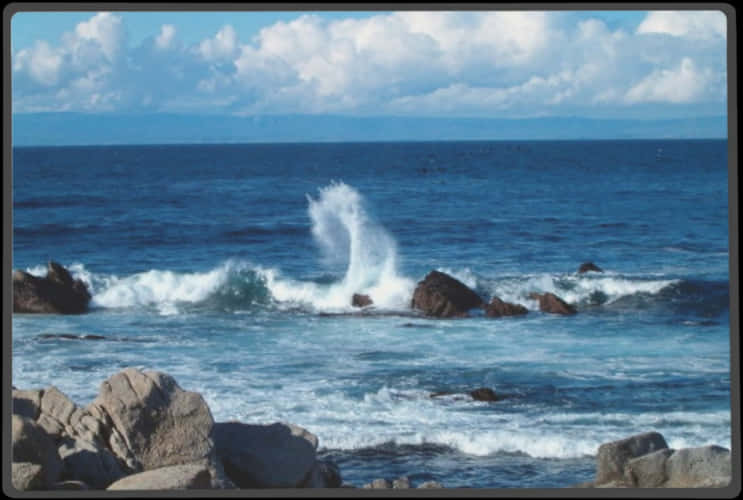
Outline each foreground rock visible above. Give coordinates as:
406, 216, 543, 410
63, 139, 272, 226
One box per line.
484, 296, 528, 317
579, 431, 732, 488
11, 415, 63, 488
411, 270, 483, 317
578, 262, 603, 273
13, 261, 91, 314
528, 292, 577, 315
107, 465, 212, 490
214, 421, 321, 488
351, 293, 373, 308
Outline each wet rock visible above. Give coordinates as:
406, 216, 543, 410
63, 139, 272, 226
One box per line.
352, 293, 373, 308
12, 415, 63, 488
13, 261, 91, 314
528, 292, 577, 315
301, 460, 342, 488
595, 432, 669, 485
411, 270, 483, 317
664, 445, 731, 488
107, 464, 212, 490
484, 296, 528, 317
469, 388, 499, 402
214, 421, 318, 488
578, 262, 603, 273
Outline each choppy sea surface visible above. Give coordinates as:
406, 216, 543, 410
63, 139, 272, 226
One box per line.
12, 140, 730, 488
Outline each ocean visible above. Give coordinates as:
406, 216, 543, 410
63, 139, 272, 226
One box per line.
11, 139, 731, 488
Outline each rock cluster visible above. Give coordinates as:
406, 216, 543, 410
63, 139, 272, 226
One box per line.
13, 261, 91, 314
11, 368, 339, 491
576, 431, 732, 488
361, 476, 443, 489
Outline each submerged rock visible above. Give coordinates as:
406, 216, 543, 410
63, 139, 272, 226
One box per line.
411, 270, 483, 317
13, 261, 91, 314
528, 292, 577, 315
578, 262, 603, 273
469, 388, 499, 402
483, 296, 528, 317
351, 293, 373, 308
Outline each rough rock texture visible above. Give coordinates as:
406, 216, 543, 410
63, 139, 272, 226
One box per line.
411, 270, 483, 317
301, 460, 342, 488
469, 388, 499, 402
12, 462, 47, 491
528, 292, 577, 315
418, 481, 444, 488
363, 478, 392, 489
12, 388, 43, 420
664, 446, 731, 488
351, 294, 373, 308
214, 421, 318, 488
106, 464, 212, 490
11, 415, 63, 488
595, 432, 669, 485
393, 477, 411, 489
624, 448, 675, 487
13, 261, 91, 314
484, 296, 528, 317
578, 262, 603, 273
88, 368, 215, 473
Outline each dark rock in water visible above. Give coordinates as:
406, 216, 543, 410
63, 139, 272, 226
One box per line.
13, 261, 91, 314
595, 432, 669, 485
411, 270, 483, 317
351, 294, 373, 308
578, 262, 603, 273
469, 388, 499, 402
484, 296, 528, 317
301, 460, 342, 488
38, 334, 107, 341
528, 292, 577, 315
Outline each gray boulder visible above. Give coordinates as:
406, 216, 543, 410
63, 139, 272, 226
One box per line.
107, 464, 212, 490
11, 415, 63, 488
363, 478, 392, 489
393, 476, 411, 489
624, 448, 675, 487
13, 261, 91, 314
418, 481, 444, 488
411, 270, 483, 317
88, 368, 216, 473
595, 432, 669, 485
664, 445, 731, 488
213, 421, 318, 488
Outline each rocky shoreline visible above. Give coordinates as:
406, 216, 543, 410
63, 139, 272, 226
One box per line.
11, 368, 732, 491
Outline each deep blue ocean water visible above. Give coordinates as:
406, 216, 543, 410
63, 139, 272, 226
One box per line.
12, 140, 731, 488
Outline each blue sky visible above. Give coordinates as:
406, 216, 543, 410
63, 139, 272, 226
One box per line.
10, 9, 728, 119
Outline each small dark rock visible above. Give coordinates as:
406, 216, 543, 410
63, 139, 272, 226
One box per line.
578, 262, 603, 273
469, 388, 499, 402
13, 262, 91, 314
411, 270, 483, 317
351, 294, 373, 308
484, 296, 528, 317
528, 292, 577, 315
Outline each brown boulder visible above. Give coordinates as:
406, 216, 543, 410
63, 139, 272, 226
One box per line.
528, 292, 577, 315
469, 388, 499, 402
351, 294, 373, 308
484, 296, 528, 317
13, 261, 91, 314
411, 271, 483, 317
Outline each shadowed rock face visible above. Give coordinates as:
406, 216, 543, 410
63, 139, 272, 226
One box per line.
351, 294, 373, 308
578, 262, 603, 273
484, 297, 528, 317
411, 271, 483, 317
528, 292, 577, 315
469, 388, 499, 402
13, 262, 91, 314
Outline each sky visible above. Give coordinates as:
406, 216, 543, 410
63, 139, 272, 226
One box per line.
10, 9, 729, 120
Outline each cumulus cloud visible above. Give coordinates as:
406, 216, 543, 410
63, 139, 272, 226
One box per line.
11, 10, 728, 116
637, 10, 726, 39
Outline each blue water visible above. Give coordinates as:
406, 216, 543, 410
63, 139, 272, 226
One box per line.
12, 140, 731, 488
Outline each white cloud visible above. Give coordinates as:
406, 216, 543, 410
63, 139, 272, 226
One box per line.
155, 24, 176, 50
625, 57, 713, 103
197, 25, 239, 61
637, 11, 726, 39
69, 12, 125, 62
14, 41, 63, 86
